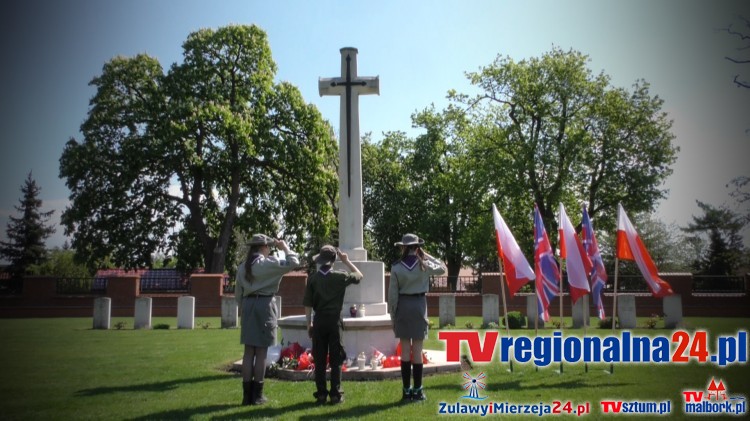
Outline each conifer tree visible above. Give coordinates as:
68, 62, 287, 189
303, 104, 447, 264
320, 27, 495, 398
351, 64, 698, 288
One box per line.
0, 172, 56, 279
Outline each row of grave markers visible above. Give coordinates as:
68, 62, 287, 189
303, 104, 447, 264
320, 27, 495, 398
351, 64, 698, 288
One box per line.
92, 296, 281, 330
93, 293, 682, 330
439, 293, 682, 329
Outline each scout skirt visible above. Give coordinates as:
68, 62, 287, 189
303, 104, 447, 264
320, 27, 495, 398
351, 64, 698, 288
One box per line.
393, 294, 428, 339
240, 295, 278, 347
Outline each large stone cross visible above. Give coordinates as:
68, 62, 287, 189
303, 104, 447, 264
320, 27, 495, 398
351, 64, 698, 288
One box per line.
319, 47, 379, 261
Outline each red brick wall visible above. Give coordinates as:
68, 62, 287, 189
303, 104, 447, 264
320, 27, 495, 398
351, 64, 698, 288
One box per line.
1, 273, 748, 319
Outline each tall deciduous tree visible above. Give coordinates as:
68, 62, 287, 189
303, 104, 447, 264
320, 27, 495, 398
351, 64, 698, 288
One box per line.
455, 47, 677, 237
60, 25, 338, 273
363, 106, 489, 288
0, 172, 56, 279
364, 48, 679, 278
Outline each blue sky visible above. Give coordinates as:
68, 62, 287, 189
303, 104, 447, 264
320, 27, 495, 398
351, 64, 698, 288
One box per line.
1, 0, 749, 252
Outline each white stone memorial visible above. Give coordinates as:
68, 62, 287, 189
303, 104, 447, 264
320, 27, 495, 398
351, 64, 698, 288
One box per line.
177, 296, 195, 329
526, 295, 544, 328
93, 297, 111, 330
134, 297, 152, 329
572, 295, 589, 328
278, 47, 395, 359
273, 296, 282, 318
663, 294, 682, 328
482, 294, 499, 326
617, 295, 637, 329
439, 295, 456, 327
221, 296, 238, 328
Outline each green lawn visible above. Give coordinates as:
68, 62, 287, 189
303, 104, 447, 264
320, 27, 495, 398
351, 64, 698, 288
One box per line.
0, 316, 748, 420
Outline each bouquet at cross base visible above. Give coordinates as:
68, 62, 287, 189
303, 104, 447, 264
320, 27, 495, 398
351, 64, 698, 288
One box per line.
279, 342, 311, 370
296, 351, 313, 371
371, 347, 386, 366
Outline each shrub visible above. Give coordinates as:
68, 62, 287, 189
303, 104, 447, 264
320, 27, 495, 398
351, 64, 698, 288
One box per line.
551, 319, 566, 329
644, 313, 660, 329
598, 317, 619, 329
442, 323, 454, 330
482, 321, 499, 330
198, 321, 211, 329
113, 321, 127, 330
501, 311, 526, 329
153, 323, 170, 330
464, 321, 475, 329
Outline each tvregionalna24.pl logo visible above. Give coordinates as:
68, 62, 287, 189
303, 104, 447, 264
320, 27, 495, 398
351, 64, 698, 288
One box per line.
682, 377, 747, 416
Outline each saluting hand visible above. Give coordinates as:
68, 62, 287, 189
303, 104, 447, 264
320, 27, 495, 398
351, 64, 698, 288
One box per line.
275, 239, 290, 252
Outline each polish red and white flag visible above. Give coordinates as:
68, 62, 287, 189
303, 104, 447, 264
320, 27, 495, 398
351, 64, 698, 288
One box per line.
492, 203, 535, 296
616, 204, 673, 297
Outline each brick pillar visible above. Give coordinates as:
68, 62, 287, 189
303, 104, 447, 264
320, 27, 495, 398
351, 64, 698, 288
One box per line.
481, 273, 502, 296
190, 274, 224, 317
107, 276, 140, 317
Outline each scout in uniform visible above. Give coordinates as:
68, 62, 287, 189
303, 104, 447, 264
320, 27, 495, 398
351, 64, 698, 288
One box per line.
388, 233, 446, 401
235, 234, 299, 405
303, 245, 363, 405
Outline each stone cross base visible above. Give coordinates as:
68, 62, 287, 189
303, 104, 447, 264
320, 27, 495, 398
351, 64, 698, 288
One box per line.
338, 260, 387, 317
278, 314, 396, 359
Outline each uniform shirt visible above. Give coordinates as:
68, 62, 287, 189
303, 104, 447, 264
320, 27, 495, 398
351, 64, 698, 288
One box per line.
303, 267, 362, 316
234, 252, 300, 306
388, 254, 446, 318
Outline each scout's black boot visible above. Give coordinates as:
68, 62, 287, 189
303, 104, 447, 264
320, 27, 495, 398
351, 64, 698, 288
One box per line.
412, 363, 425, 401
242, 381, 253, 406
252, 381, 268, 405
400, 360, 412, 401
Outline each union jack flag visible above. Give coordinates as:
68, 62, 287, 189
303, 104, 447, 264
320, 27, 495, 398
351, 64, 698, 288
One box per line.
581, 206, 607, 319
533, 205, 559, 322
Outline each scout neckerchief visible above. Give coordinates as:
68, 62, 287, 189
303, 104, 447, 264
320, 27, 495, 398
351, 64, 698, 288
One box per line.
400, 255, 420, 271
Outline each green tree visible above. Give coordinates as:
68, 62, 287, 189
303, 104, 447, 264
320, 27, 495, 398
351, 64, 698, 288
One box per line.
454, 47, 677, 239
0, 172, 56, 279
362, 132, 414, 264
364, 48, 678, 282
683, 201, 746, 275
363, 107, 494, 287
59, 25, 338, 273
30, 248, 92, 278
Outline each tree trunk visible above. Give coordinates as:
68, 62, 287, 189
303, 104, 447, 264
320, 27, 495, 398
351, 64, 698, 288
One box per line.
446, 255, 462, 292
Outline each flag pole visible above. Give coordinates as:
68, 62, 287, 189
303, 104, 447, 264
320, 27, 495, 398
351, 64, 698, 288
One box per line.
583, 305, 589, 374
497, 257, 514, 373
609, 257, 619, 375
558, 257, 564, 374
534, 283, 539, 372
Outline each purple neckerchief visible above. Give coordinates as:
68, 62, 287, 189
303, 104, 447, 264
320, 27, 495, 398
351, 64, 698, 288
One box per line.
400, 255, 419, 271
318, 265, 332, 276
